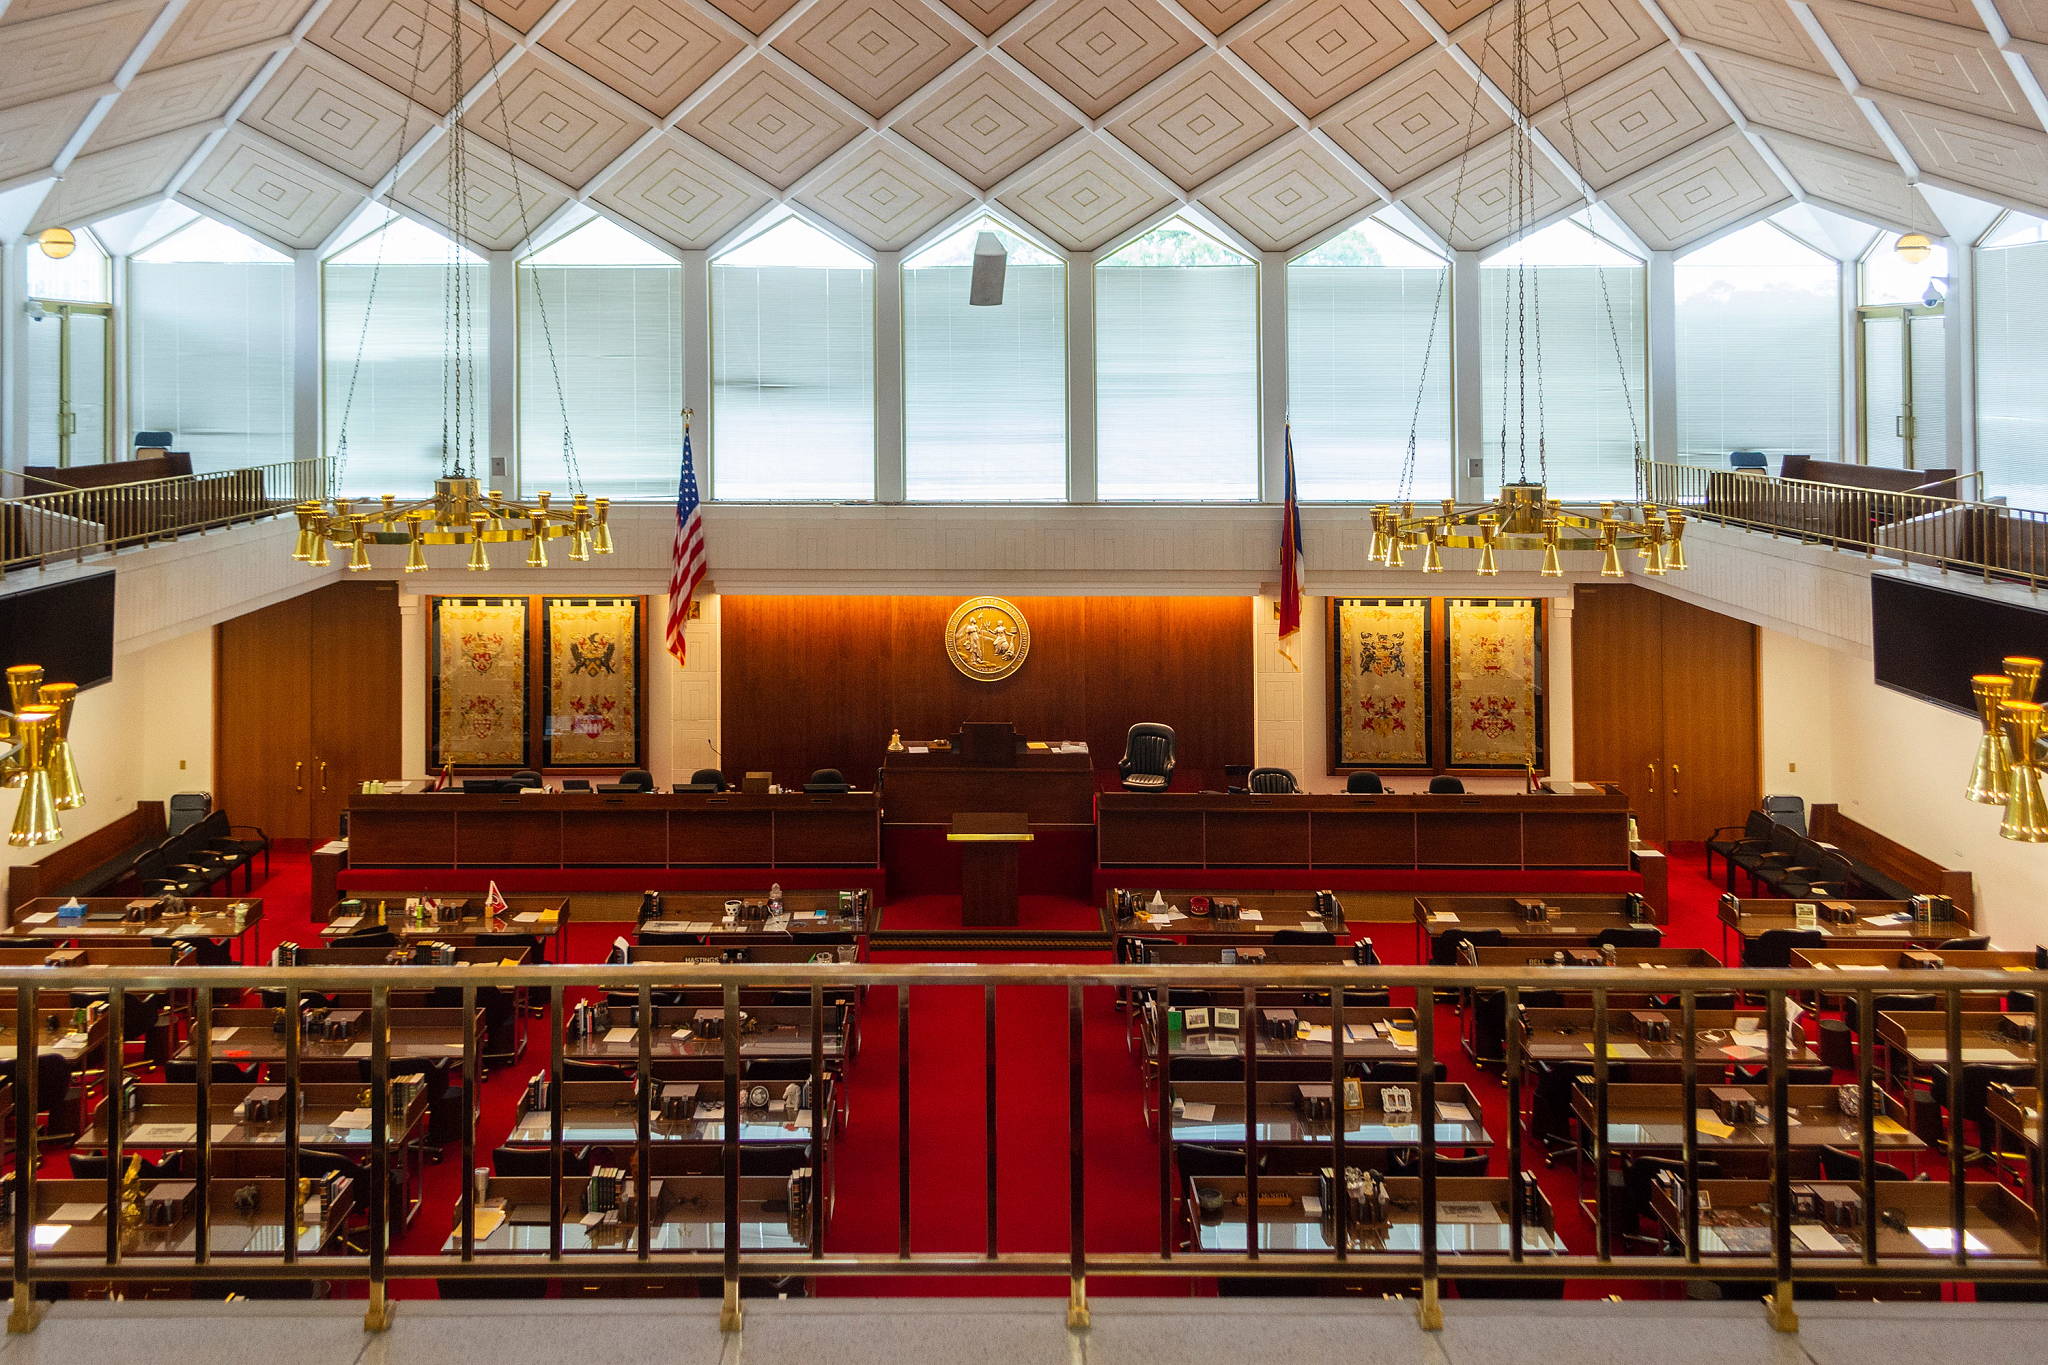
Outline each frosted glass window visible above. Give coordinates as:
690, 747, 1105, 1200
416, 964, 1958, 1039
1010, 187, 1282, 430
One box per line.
1096, 218, 1258, 500
1481, 220, 1646, 499
130, 218, 294, 473
28, 230, 109, 303
712, 216, 875, 500
904, 217, 1065, 500
1675, 222, 1840, 464
519, 217, 683, 501
1288, 219, 1451, 501
324, 217, 488, 497
1976, 215, 2048, 508
1864, 231, 1948, 306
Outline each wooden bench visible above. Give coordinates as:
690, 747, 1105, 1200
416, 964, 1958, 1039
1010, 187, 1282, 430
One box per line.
5, 800, 164, 924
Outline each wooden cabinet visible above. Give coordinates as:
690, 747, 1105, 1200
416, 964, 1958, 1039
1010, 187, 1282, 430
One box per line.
215, 583, 401, 840
1572, 583, 1757, 844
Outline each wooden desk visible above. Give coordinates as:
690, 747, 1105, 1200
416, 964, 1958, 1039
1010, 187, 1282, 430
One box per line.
1151, 1006, 1418, 1067
287, 945, 531, 968
951, 811, 1030, 927
1462, 946, 1721, 970
1169, 1080, 1489, 1148
345, 791, 880, 868
1716, 897, 1950, 964
1569, 1083, 1920, 1155
0, 946, 184, 967
1789, 948, 2035, 1010
1519, 1008, 1813, 1067
8, 1178, 354, 1266
879, 738, 1094, 828
1099, 788, 1632, 869
501, 1080, 825, 1147
175, 1007, 480, 1064
628, 943, 859, 966
1875, 1010, 2035, 1073
1652, 1179, 2036, 1261
0, 1002, 107, 1069
7, 897, 262, 962
1986, 1085, 2042, 1201
1414, 895, 1648, 963
1108, 888, 1348, 943
565, 1005, 846, 1067
636, 890, 867, 943
323, 896, 566, 952
446, 1175, 808, 1255
1184, 1176, 1566, 1254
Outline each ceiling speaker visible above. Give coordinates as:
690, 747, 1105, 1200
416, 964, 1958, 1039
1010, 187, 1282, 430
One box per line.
968, 231, 1006, 306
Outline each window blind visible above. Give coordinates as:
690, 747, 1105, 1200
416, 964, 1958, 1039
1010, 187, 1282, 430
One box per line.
1976, 240, 2048, 509
324, 262, 488, 497
1675, 254, 1839, 463
129, 260, 293, 473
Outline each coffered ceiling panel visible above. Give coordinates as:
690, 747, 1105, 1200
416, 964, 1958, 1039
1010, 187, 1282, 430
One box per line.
1176, 0, 1274, 34
1603, 127, 1788, 249
894, 54, 1083, 189
1853, 0, 1985, 27
995, 134, 1176, 248
1531, 44, 1730, 189
1453, 0, 1664, 117
674, 54, 864, 187
705, 0, 806, 31
1691, 42, 1890, 157
0, 0, 126, 21
308, 0, 502, 113
772, 0, 977, 118
0, 92, 100, 182
82, 43, 278, 154
244, 44, 425, 185
539, 0, 748, 118
1760, 128, 1947, 232
1412, 0, 1495, 30
792, 133, 972, 247
1403, 125, 1577, 248
1106, 53, 1294, 191
589, 131, 775, 246
1652, 0, 1832, 76
142, 0, 316, 73
461, 53, 648, 188
1195, 131, 1378, 249
30, 125, 210, 230
1001, 0, 1208, 119
180, 124, 361, 245
0, 1, 167, 113
1874, 91, 2048, 210
392, 130, 571, 248
937, 0, 1038, 34
1317, 44, 1513, 190
479, 0, 558, 30
1805, 1, 2038, 128
1997, 0, 2048, 44
1228, 0, 1434, 119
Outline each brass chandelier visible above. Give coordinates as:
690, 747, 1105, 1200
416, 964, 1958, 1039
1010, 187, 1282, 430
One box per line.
2, 663, 87, 847
1964, 656, 2048, 842
1366, 487, 1687, 579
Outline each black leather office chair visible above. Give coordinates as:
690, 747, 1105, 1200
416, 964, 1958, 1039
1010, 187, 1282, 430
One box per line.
492, 1145, 591, 1178
1428, 776, 1465, 794
619, 769, 655, 792
1345, 770, 1384, 793
687, 768, 727, 792
803, 768, 851, 793
559, 1059, 629, 1081
1741, 928, 1823, 968
1592, 927, 1662, 949
1271, 929, 1335, 945
1387, 1149, 1490, 1178
1432, 927, 1502, 967
1246, 767, 1298, 794
510, 770, 542, 788
1816, 1145, 1915, 1182
1117, 723, 1176, 792
1937, 935, 1990, 951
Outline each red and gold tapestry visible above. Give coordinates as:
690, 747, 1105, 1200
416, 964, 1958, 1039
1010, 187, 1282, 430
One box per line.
544, 597, 641, 767
1332, 598, 1429, 767
1446, 599, 1541, 767
432, 598, 528, 767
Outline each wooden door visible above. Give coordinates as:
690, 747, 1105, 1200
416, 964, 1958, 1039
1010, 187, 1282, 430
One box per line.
1571, 583, 1669, 843
1659, 595, 1759, 842
308, 582, 403, 841
215, 594, 314, 838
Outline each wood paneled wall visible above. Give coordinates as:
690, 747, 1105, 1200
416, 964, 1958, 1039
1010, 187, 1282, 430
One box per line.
720, 597, 1254, 789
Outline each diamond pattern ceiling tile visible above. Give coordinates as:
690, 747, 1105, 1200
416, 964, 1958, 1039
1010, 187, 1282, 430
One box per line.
308, 0, 501, 114
1402, 126, 1579, 249
1175, 0, 1269, 34
30, 125, 210, 229
1413, 0, 1494, 27
1195, 131, 1378, 249
1531, 44, 1730, 189
704, 0, 805, 32
1603, 127, 1788, 248
243, 45, 425, 185
540, 0, 747, 118
1643, 0, 1833, 77
1106, 54, 1294, 191
1855, 0, 1986, 27
1998, 0, 2048, 43
1001, 0, 1208, 120
180, 124, 361, 245
82, 43, 277, 155
792, 133, 971, 247
479, 0, 558, 30
773, 0, 977, 119
0, 92, 99, 182
0, 0, 125, 22
1453, 0, 1665, 117
589, 131, 774, 246
1229, 0, 1434, 119
675, 54, 863, 188
938, 0, 1038, 35
461, 53, 648, 189
142, 0, 316, 72
1805, 1, 2037, 127
995, 134, 1175, 248
1692, 42, 1890, 157
1318, 44, 1513, 190
894, 54, 1082, 189
0, 1, 167, 113
1873, 91, 2048, 211
393, 132, 570, 249
1759, 129, 1946, 232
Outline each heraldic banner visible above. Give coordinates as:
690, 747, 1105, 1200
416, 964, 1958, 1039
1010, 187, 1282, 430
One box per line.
1333, 598, 1430, 768
432, 598, 529, 768
1446, 599, 1542, 768
544, 597, 642, 767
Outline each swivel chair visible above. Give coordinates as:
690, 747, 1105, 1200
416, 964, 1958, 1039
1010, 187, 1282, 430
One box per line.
1117, 723, 1176, 792
1246, 767, 1298, 794
804, 768, 852, 793
1428, 776, 1466, 794
1346, 771, 1384, 793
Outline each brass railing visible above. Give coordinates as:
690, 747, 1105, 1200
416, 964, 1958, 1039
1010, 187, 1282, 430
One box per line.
1639, 458, 2048, 587
0, 459, 325, 570
4, 962, 2044, 1335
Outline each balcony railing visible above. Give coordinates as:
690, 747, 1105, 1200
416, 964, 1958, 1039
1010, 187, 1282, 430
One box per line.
0, 459, 325, 571
4, 960, 2043, 1335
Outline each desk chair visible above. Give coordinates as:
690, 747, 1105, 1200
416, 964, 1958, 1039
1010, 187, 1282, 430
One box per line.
1740, 928, 1823, 968
683, 768, 726, 791
560, 779, 591, 792
1345, 771, 1384, 793
1938, 935, 1991, 951
1433, 927, 1503, 967
804, 768, 851, 793
1387, 1149, 1490, 1178
619, 768, 655, 792
1732, 1062, 1834, 1087
1272, 929, 1335, 945
335, 929, 399, 949
1117, 723, 1176, 792
1816, 1145, 1917, 1183
1729, 450, 1766, 470
1624, 1155, 1724, 1250
560, 1058, 629, 1081
1591, 927, 1662, 949
1428, 776, 1465, 794
510, 770, 542, 789
493, 1145, 591, 1178
1366, 1059, 1447, 1083
475, 930, 545, 964
1246, 767, 1298, 794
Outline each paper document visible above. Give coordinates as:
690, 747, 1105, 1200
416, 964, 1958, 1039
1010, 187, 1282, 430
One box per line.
213, 1028, 237, 1041
1872, 1117, 1908, 1136
1719, 1045, 1760, 1061
329, 917, 361, 931
1297, 922, 1324, 933
1302, 1025, 1332, 1044
1438, 1202, 1501, 1224
23, 912, 54, 924
1694, 1112, 1736, 1140
1910, 1227, 1991, 1255
50, 1203, 105, 1223
1437, 1103, 1474, 1123
1586, 1042, 1651, 1060
1302, 1196, 1323, 1216
128, 1123, 196, 1144
345, 1042, 371, 1058
1793, 1224, 1844, 1252
470, 1208, 507, 1239
1179, 1102, 1216, 1122
1431, 912, 1460, 924
1238, 910, 1263, 922
513, 913, 540, 923
907, 746, 929, 754
603, 1027, 637, 1045
331, 1109, 372, 1130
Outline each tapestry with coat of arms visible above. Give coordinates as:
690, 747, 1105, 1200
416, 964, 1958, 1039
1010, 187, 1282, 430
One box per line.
543, 597, 641, 767
432, 599, 529, 767
1333, 599, 1430, 767
1446, 599, 1541, 767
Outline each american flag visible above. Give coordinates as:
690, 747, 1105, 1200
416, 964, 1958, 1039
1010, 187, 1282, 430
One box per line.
667, 419, 706, 665
1277, 424, 1305, 671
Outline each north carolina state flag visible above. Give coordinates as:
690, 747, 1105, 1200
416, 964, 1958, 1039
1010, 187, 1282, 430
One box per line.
1278, 426, 1305, 671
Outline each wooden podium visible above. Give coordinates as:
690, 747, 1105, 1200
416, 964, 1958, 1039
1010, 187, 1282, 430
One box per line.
949, 812, 1033, 927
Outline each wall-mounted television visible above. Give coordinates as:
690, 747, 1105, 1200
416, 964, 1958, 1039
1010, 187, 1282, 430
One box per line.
0, 571, 116, 691
1871, 574, 2048, 717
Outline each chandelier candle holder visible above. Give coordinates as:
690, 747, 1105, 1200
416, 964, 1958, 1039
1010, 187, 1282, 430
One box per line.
1962, 656, 2046, 839
40, 681, 83, 811
2, 664, 44, 787
7, 708, 61, 847
1999, 699, 2048, 842
292, 481, 613, 573
1967, 672, 2015, 804
1367, 487, 1686, 581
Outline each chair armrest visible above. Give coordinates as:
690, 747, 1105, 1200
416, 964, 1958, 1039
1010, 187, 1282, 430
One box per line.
229, 825, 269, 842
1706, 825, 1747, 840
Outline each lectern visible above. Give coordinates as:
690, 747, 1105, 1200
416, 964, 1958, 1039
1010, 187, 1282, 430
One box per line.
949, 812, 1033, 927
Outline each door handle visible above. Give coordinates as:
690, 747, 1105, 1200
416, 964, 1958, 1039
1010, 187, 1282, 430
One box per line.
1895, 414, 1905, 438
1671, 764, 1681, 795
1646, 762, 1657, 795
319, 760, 329, 792
295, 761, 304, 793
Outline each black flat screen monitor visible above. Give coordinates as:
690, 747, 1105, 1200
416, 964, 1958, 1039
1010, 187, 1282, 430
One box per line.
0, 571, 116, 691
1870, 574, 2048, 717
